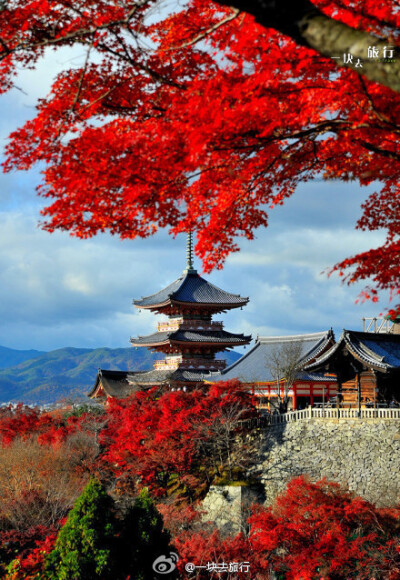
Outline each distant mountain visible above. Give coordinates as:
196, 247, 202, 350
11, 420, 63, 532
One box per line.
0, 346, 242, 404
0, 346, 46, 369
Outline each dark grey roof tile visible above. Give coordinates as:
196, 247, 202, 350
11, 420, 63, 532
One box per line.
131, 329, 251, 346
306, 330, 400, 372
211, 331, 335, 382
134, 272, 248, 308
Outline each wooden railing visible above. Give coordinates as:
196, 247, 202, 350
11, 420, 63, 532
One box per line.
239, 407, 400, 429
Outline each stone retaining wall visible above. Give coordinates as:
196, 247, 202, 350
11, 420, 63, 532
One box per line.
201, 485, 262, 535
256, 418, 400, 507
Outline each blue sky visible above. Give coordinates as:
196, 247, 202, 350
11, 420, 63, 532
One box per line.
0, 49, 388, 352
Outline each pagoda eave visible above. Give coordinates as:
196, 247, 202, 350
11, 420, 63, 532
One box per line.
130, 339, 249, 349
131, 339, 170, 348
170, 299, 248, 311
134, 299, 248, 313
133, 300, 171, 311
169, 339, 249, 348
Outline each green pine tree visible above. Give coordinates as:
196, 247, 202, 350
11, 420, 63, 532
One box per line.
45, 478, 116, 580
117, 488, 176, 580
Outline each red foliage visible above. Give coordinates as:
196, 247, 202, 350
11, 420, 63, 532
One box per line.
161, 476, 400, 579
0, 404, 105, 448
174, 529, 256, 579
100, 380, 258, 497
0, 525, 57, 579
0, 1, 398, 311
0, 405, 56, 445
249, 476, 400, 579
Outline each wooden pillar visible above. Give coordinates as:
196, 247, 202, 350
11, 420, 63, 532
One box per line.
335, 369, 343, 408
357, 370, 361, 416
310, 384, 314, 407
293, 384, 297, 410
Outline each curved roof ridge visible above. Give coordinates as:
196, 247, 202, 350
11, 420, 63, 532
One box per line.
343, 330, 389, 369
348, 334, 385, 363
258, 330, 331, 343
303, 339, 343, 370
344, 328, 400, 341
134, 271, 248, 308
305, 329, 400, 373
133, 273, 186, 306
212, 330, 334, 383
131, 328, 251, 346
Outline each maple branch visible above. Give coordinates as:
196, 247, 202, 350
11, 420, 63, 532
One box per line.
78, 88, 115, 116
70, 44, 92, 113
213, 119, 352, 153
212, 0, 400, 94
168, 8, 241, 50
354, 140, 400, 161
0, 2, 146, 58
95, 36, 183, 89
357, 76, 400, 131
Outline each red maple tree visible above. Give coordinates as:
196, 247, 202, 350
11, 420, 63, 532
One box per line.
250, 476, 400, 579
100, 380, 258, 498
160, 475, 400, 579
0, 1, 399, 310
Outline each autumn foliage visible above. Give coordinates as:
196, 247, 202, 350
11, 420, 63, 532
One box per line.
249, 476, 400, 579
0, 405, 104, 578
101, 380, 259, 498
0, 395, 399, 578
0, 1, 398, 311
164, 476, 400, 579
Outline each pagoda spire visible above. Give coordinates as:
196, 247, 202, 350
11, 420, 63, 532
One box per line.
184, 231, 197, 274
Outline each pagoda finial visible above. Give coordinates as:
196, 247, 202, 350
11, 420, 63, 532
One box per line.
184, 231, 197, 274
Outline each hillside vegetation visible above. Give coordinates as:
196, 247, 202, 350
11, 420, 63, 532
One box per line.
0, 346, 241, 404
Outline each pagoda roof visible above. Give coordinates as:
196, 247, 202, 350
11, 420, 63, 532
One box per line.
133, 271, 248, 310
131, 329, 251, 348
305, 329, 400, 373
89, 368, 208, 398
210, 330, 335, 383
126, 368, 207, 385
88, 369, 150, 398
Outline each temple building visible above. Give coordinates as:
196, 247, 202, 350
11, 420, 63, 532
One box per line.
89, 237, 400, 408
89, 234, 251, 399
210, 331, 337, 410
304, 329, 400, 408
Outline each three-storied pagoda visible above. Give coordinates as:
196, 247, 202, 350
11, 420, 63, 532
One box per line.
90, 234, 251, 398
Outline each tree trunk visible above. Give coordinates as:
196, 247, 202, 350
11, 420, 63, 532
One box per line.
213, 0, 400, 93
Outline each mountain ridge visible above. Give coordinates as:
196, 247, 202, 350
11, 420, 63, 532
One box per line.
0, 345, 242, 404
0, 346, 46, 369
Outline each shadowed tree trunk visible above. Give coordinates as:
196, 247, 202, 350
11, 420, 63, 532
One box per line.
213, 0, 400, 93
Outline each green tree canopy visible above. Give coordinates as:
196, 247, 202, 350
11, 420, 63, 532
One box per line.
45, 478, 116, 580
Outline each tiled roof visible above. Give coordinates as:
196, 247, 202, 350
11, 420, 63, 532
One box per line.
88, 369, 149, 398
210, 331, 335, 383
306, 329, 400, 372
127, 368, 207, 385
134, 272, 248, 308
131, 329, 251, 346
295, 371, 337, 382
89, 368, 209, 397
